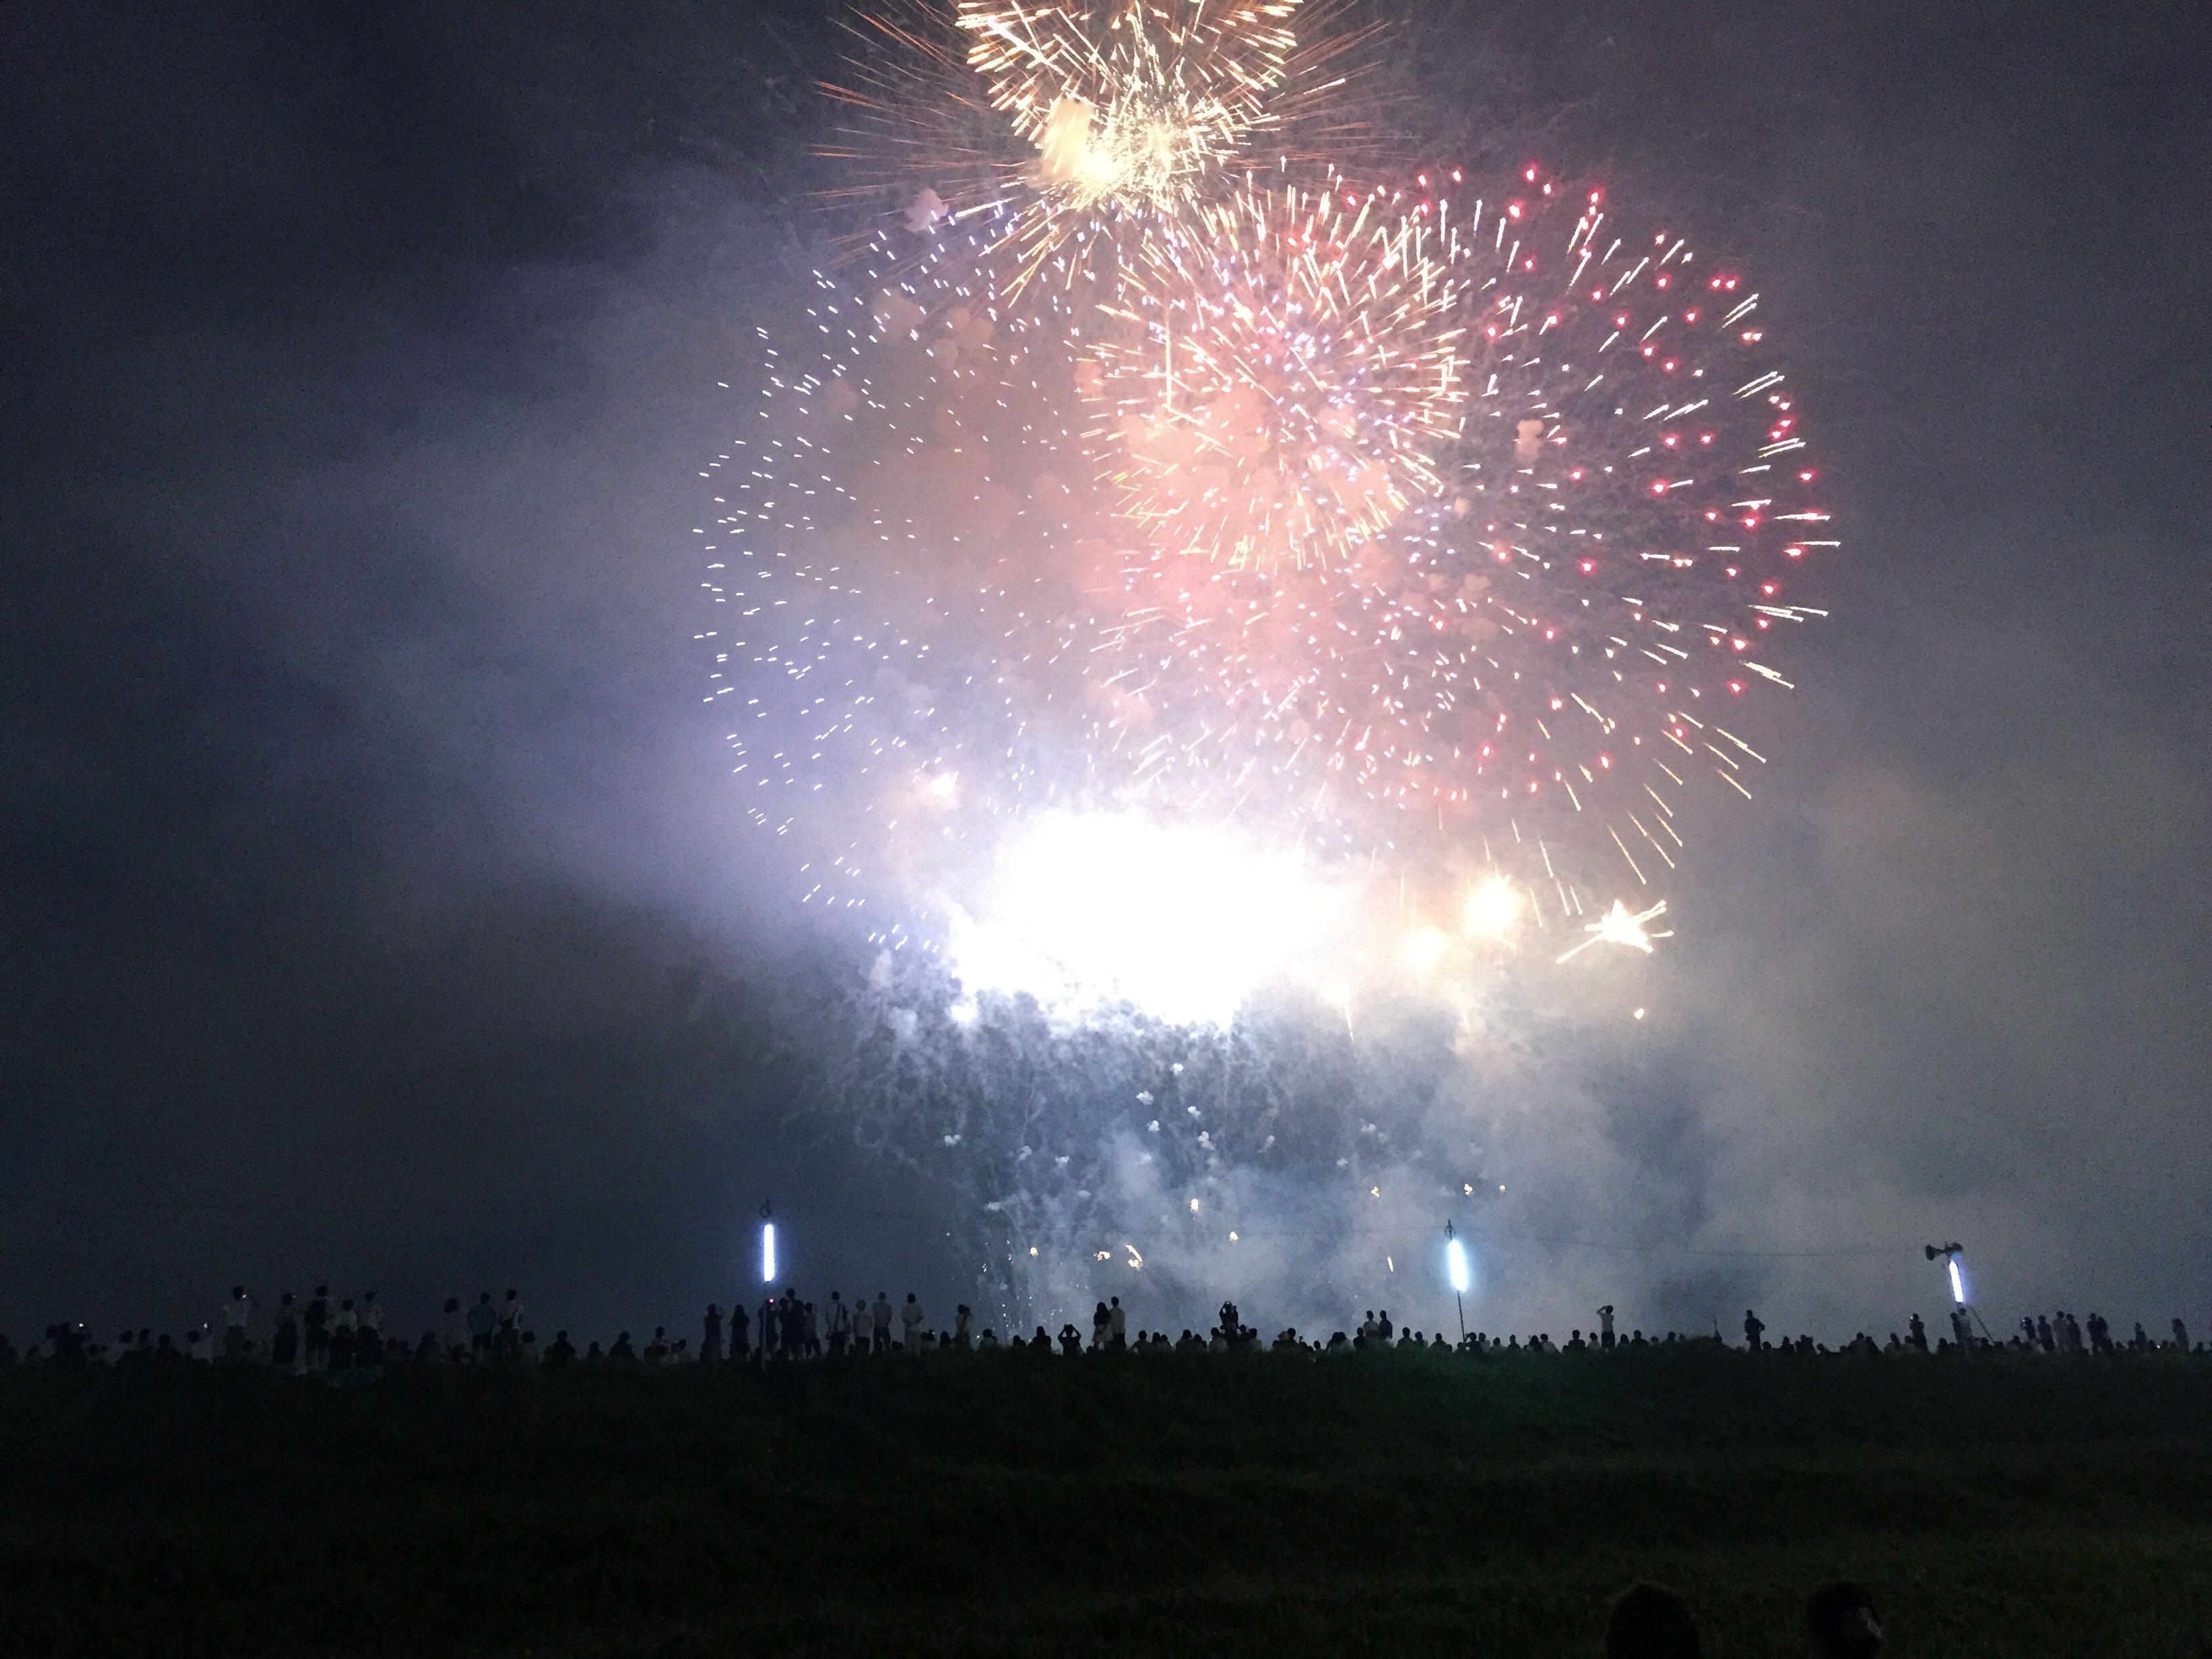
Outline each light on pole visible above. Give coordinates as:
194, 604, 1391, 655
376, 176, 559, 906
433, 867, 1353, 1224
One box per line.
1924, 1240, 1967, 1305
1445, 1221, 1470, 1341
761, 1202, 778, 1286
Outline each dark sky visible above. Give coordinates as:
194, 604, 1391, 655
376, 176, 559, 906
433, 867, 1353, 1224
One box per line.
4, 1, 2209, 1343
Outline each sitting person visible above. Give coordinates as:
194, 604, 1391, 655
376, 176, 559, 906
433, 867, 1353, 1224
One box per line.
1805, 1582, 1882, 1658
1606, 1582, 1701, 1659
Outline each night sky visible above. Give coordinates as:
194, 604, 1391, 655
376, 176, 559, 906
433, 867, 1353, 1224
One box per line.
5, 2, 2208, 1345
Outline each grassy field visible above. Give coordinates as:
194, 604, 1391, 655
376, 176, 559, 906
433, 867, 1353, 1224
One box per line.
3, 1346, 2209, 1656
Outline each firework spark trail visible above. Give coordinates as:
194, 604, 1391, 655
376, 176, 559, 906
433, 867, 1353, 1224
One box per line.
819, 1, 1369, 296
1084, 175, 1468, 572
1064, 165, 1832, 905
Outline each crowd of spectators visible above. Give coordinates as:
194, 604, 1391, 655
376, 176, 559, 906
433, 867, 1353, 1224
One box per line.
1, 1283, 2197, 1372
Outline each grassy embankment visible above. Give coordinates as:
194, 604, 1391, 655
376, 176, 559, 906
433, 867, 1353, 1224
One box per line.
3, 1345, 2209, 1656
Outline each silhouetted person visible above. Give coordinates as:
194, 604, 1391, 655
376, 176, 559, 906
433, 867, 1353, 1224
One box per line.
304, 1286, 331, 1368
2175, 1317, 2190, 1350
872, 1291, 893, 1354
1906, 1313, 1927, 1352
702, 1304, 723, 1363
222, 1286, 254, 1360
467, 1292, 497, 1359
1607, 1582, 1701, 1659
1092, 1301, 1111, 1349
1742, 1309, 1765, 1351
1059, 1324, 1082, 1356
730, 1299, 750, 1361
443, 1297, 466, 1361
271, 1294, 299, 1370
827, 1291, 850, 1357
1806, 1580, 1883, 1658
900, 1293, 924, 1351
1598, 1304, 1616, 1350
608, 1331, 636, 1363
546, 1330, 577, 1364
1108, 1296, 1126, 1349
2036, 1314, 2054, 1352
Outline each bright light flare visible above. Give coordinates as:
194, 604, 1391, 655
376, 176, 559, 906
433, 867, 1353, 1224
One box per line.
1557, 898, 1671, 963
1446, 1235, 1471, 1295
945, 810, 1354, 1025
1948, 1256, 1966, 1305
760, 1221, 778, 1286
1401, 926, 1450, 974
1462, 877, 1522, 942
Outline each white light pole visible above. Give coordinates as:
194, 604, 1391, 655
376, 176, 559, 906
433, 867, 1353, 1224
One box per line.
761, 1201, 778, 1286
1925, 1240, 1985, 1343
1445, 1221, 1469, 1342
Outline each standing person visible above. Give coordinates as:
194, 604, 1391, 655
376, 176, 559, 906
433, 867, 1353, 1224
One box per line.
954, 1304, 974, 1349
702, 1304, 723, 1364
443, 1297, 467, 1361
802, 1299, 821, 1358
499, 1290, 525, 1360
270, 1294, 300, 1371
1597, 1305, 1616, 1351
467, 1292, 498, 1360
1906, 1313, 1927, 1351
222, 1286, 255, 1361
871, 1290, 893, 1355
359, 1292, 384, 1364
304, 1286, 331, 1370
730, 1298, 750, 1362
827, 1292, 851, 1357
1108, 1296, 1126, 1350
2174, 1317, 2191, 1351
758, 1294, 779, 1360
900, 1292, 925, 1352
1742, 1309, 1765, 1351
1092, 1301, 1111, 1350
331, 1299, 358, 1369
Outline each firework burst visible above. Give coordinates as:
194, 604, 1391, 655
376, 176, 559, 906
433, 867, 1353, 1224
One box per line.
819, 0, 1368, 294
1057, 165, 1831, 911
1083, 175, 1468, 572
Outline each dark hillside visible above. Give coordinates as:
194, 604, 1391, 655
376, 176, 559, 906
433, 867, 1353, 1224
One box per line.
5, 1347, 2209, 1655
